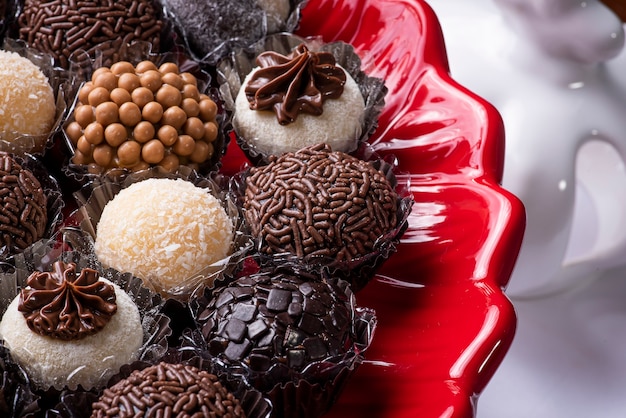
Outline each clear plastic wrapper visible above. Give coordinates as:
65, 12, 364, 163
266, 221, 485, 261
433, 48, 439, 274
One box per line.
162, 0, 308, 66
217, 32, 387, 165
70, 166, 254, 301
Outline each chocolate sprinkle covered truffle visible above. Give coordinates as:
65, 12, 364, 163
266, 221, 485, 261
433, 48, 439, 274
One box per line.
243, 143, 398, 262
0, 152, 47, 252
91, 362, 246, 417
197, 267, 357, 392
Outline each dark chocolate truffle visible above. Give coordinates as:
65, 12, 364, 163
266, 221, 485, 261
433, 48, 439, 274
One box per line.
197, 267, 357, 392
90, 362, 246, 417
0, 152, 47, 252
243, 143, 399, 262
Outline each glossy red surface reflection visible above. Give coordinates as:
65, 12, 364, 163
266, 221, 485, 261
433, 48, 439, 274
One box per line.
222, 0, 526, 417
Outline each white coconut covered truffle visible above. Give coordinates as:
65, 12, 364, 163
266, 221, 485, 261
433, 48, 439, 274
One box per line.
234, 44, 365, 158
0, 274, 142, 391
0, 50, 56, 142
94, 178, 234, 295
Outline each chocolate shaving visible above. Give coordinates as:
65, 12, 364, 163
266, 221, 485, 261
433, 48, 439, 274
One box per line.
18, 261, 117, 340
245, 44, 346, 124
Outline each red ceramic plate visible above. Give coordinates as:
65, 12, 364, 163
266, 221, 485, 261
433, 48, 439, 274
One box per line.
221, 0, 526, 417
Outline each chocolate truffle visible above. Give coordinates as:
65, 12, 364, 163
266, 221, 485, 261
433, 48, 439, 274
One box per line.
0, 50, 56, 142
243, 143, 398, 262
17, 0, 163, 69
94, 178, 235, 297
0, 152, 48, 252
197, 268, 357, 392
91, 362, 246, 418
65, 60, 221, 174
0, 261, 143, 390
234, 44, 365, 158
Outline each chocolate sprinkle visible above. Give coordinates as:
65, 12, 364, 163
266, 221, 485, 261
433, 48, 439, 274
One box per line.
244, 143, 398, 262
198, 267, 356, 392
17, 0, 163, 69
91, 362, 246, 417
0, 152, 47, 251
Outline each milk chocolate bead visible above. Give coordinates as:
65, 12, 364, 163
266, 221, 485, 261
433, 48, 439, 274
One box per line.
83, 122, 104, 145
141, 101, 164, 124
110, 88, 132, 106
133, 121, 155, 143
141, 139, 165, 164
93, 144, 114, 167
117, 141, 141, 166
161, 106, 187, 130
140, 70, 163, 93
135, 60, 158, 73
182, 97, 200, 117
161, 72, 184, 91
110, 61, 135, 76
78, 82, 94, 104
94, 102, 119, 125
157, 125, 178, 146
173, 134, 195, 156
131, 87, 154, 108
183, 117, 205, 140
119, 102, 142, 127
76, 136, 92, 155
105, 123, 128, 147
118, 72, 141, 92
159, 153, 180, 172
159, 62, 179, 74
65, 121, 83, 144
199, 98, 218, 120
93, 71, 117, 91
182, 84, 201, 101
88, 87, 110, 107
74, 105, 95, 127
156, 84, 182, 108
190, 141, 211, 163
204, 121, 218, 142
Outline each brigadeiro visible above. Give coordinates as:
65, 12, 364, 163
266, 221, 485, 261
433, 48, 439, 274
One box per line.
13, 0, 164, 69
63, 58, 227, 179
218, 33, 387, 164
190, 265, 376, 418
0, 151, 64, 258
241, 143, 413, 291
161, 0, 307, 65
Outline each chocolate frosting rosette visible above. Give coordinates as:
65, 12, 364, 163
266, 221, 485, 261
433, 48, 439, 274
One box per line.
0, 151, 64, 259
0, 38, 70, 155
218, 33, 387, 165
70, 166, 253, 302
0, 230, 171, 404
187, 262, 377, 418
60, 42, 229, 185
162, 0, 308, 66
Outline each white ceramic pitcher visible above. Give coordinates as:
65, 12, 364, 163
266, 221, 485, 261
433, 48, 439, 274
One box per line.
428, 0, 626, 298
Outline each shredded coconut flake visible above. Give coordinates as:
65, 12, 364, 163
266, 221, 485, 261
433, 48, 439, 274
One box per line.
95, 178, 234, 291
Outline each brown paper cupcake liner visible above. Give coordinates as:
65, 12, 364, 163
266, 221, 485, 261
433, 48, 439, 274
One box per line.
69, 166, 254, 301
163, 0, 308, 67
217, 32, 387, 166
0, 152, 65, 260
0, 38, 71, 156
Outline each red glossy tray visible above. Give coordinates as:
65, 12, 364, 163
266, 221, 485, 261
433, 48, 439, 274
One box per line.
221, 0, 526, 416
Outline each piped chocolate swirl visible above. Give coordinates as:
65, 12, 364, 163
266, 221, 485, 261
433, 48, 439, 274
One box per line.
245, 44, 347, 124
18, 261, 117, 340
